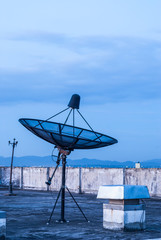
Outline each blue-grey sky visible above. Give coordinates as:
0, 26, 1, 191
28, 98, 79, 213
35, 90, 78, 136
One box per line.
0, 0, 161, 161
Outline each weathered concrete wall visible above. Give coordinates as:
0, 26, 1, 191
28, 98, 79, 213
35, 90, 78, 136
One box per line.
49, 167, 61, 191
47, 167, 80, 192
81, 168, 123, 193
23, 167, 47, 190
125, 168, 161, 197
0, 167, 161, 197
66, 167, 80, 192
0, 167, 21, 187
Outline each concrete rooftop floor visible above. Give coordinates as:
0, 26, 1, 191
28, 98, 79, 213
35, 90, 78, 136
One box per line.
0, 188, 161, 240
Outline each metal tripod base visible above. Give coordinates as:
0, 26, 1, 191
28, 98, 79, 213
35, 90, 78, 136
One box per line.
47, 185, 88, 225
47, 153, 88, 225
47, 152, 89, 225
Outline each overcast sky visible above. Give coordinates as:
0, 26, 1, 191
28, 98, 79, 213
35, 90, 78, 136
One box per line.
0, 0, 161, 162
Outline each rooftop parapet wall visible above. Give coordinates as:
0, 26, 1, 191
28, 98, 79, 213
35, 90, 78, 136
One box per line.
81, 168, 123, 193
0, 167, 21, 187
0, 167, 161, 197
23, 167, 47, 191
125, 168, 161, 197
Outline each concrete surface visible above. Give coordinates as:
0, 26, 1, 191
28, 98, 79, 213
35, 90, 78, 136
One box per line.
0, 189, 161, 240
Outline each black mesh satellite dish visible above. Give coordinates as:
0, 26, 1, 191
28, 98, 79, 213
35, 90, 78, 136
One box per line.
19, 119, 117, 150
19, 94, 118, 224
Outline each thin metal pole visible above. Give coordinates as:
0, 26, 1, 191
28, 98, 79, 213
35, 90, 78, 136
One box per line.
60, 154, 66, 222
34, 107, 70, 127
9, 138, 18, 195
47, 187, 62, 225
53, 152, 61, 175
45, 152, 61, 186
77, 109, 102, 142
61, 108, 72, 132
46, 107, 69, 121
73, 109, 75, 137
66, 186, 89, 222
9, 144, 15, 194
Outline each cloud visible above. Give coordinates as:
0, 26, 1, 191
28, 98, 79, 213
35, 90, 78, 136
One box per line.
0, 33, 161, 105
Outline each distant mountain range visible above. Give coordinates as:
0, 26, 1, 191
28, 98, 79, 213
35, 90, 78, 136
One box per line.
0, 156, 161, 168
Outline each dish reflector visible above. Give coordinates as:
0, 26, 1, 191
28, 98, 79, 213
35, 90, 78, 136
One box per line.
19, 118, 118, 150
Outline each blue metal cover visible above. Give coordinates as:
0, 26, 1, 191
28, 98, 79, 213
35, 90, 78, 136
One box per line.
97, 185, 150, 200
0, 211, 6, 218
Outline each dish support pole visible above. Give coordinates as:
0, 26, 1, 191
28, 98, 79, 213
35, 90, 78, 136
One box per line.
60, 154, 66, 222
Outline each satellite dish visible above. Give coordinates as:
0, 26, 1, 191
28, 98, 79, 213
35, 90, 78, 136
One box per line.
19, 94, 118, 224
19, 119, 117, 150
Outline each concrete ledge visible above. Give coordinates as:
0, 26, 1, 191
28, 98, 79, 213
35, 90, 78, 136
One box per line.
104, 203, 145, 211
